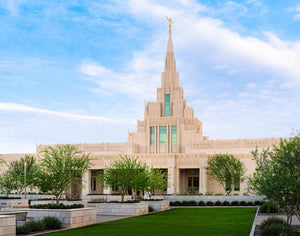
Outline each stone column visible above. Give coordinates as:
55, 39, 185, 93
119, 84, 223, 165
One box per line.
201, 166, 207, 194
167, 156, 175, 194
103, 159, 111, 194
81, 170, 90, 198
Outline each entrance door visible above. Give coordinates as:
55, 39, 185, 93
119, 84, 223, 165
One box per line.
188, 176, 199, 193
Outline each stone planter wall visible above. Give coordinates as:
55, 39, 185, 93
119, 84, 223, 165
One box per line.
30, 200, 88, 207
0, 199, 29, 209
84, 195, 132, 202
25, 208, 96, 229
0, 215, 15, 236
88, 202, 148, 216
162, 195, 264, 203
140, 200, 170, 211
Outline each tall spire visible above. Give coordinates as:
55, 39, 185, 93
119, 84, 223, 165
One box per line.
167, 29, 173, 52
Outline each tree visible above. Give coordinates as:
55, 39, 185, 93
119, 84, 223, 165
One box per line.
100, 156, 150, 202
37, 144, 91, 204
7, 155, 39, 196
249, 133, 300, 224
206, 154, 246, 195
0, 170, 20, 196
147, 168, 168, 199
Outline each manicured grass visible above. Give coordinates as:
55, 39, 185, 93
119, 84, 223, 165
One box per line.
45, 208, 257, 236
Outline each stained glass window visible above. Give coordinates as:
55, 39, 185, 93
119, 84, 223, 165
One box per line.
160, 126, 167, 145
171, 125, 177, 145
165, 94, 170, 117
150, 126, 155, 146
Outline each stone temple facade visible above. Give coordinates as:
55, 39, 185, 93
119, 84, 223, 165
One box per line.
1, 28, 280, 197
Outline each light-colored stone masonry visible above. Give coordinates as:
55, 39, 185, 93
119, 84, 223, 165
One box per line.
140, 200, 170, 211
162, 195, 265, 203
0, 199, 28, 209
88, 203, 148, 216
25, 208, 96, 229
0, 215, 15, 236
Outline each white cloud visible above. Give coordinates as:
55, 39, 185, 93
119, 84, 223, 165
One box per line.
0, 0, 26, 17
0, 102, 123, 123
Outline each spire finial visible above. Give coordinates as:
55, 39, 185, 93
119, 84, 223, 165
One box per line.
165, 16, 173, 31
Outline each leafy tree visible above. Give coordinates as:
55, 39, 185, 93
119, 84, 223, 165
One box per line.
7, 155, 39, 196
147, 168, 168, 199
37, 144, 90, 204
249, 133, 300, 224
206, 154, 246, 195
0, 170, 20, 196
100, 156, 150, 202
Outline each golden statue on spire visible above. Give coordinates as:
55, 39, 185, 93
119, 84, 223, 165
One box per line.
165, 16, 173, 30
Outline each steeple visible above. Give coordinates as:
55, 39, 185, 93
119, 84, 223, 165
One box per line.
167, 29, 173, 52
164, 17, 176, 71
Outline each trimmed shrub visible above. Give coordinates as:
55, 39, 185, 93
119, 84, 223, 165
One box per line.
259, 202, 278, 213
43, 216, 62, 230
260, 217, 293, 236
223, 201, 230, 206
16, 224, 31, 234
148, 206, 154, 212
0, 196, 21, 199
215, 201, 222, 206
240, 201, 247, 206
30, 203, 84, 209
27, 220, 45, 232
231, 201, 240, 206
247, 201, 255, 206
198, 201, 205, 206
206, 201, 214, 206
188, 200, 197, 206
254, 200, 262, 205
182, 201, 189, 206
173, 201, 181, 206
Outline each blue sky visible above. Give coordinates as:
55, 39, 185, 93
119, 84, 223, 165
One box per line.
0, 0, 300, 153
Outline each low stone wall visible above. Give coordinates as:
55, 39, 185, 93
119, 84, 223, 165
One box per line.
0, 215, 16, 236
88, 202, 148, 216
25, 208, 96, 229
84, 195, 132, 202
0, 199, 29, 209
0, 194, 58, 200
30, 200, 88, 207
140, 200, 170, 211
162, 195, 265, 203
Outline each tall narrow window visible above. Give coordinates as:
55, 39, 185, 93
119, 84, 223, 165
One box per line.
234, 178, 240, 191
160, 126, 167, 145
171, 125, 177, 145
165, 94, 170, 117
150, 126, 155, 146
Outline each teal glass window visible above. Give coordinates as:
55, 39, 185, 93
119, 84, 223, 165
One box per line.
171, 125, 177, 145
160, 126, 167, 145
165, 94, 170, 117
150, 127, 155, 146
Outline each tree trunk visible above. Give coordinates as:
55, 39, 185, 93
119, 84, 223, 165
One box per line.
121, 193, 124, 202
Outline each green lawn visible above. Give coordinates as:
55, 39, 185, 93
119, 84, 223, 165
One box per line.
45, 208, 257, 236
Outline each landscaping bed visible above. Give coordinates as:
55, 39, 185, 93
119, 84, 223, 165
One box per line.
30, 200, 88, 207
25, 207, 96, 229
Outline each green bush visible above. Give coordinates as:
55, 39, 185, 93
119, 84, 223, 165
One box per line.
215, 201, 222, 206
43, 216, 62, 230
260, 217, 293, 236
148, 206, 154, 212
182, 201, 189, 206
27, 220, 45, 232
173, 201, 181, 206
16, 224, 31, 234
198, 201, 205, 206
206, 201, 214, 206
254, 200, 262, 205
240, 201, 247, 206
214, 193, 222, 196
188, 200, 197, 206
0, 196, 21, 199
247, 201, 255, 206
231, 201, 240, 206
259, 202, 278, 213
30, 203, 84, 209
223, 201, 230, 206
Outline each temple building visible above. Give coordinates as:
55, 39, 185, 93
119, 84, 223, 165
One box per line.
1, 25, 280, 197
